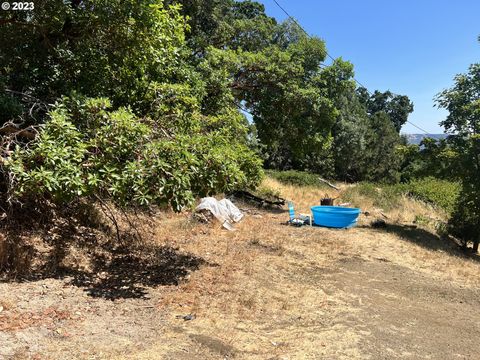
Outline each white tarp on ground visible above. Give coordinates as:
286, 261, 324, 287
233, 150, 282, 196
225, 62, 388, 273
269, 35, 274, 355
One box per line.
195, 197, 244, 230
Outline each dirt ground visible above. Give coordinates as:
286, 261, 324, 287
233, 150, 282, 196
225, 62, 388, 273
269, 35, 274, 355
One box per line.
1, 183, 480, 359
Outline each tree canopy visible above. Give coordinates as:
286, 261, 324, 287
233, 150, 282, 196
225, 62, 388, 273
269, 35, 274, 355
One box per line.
0, 0, 417, 213
436, 61, 480, 252
0, 0, 262, 209
356, 87, 414, 132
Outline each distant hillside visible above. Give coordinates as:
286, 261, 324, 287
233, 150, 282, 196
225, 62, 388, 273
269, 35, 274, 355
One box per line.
403, 134, 447, 145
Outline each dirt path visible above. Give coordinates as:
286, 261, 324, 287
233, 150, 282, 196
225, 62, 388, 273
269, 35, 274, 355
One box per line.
1, 209, 480, 359
325, 257, 480, 359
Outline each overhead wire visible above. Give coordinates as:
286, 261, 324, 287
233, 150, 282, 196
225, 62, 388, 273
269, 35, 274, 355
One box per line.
271, 0, 430, 134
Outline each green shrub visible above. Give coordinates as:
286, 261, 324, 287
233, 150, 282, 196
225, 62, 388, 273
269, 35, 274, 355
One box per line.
4, 97, 263, 211
407, 178, 460, 214
341, 178, 460, 214
6, 110, 88, 201
266, 170, 329, 187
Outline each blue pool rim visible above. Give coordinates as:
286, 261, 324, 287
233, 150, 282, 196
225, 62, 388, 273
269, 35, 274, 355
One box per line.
310, 206, 361, 229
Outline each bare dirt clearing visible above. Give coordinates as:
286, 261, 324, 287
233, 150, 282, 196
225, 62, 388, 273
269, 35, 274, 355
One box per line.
1, 183, 480, 359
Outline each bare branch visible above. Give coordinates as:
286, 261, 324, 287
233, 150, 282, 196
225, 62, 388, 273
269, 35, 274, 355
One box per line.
318, 177, 340, 191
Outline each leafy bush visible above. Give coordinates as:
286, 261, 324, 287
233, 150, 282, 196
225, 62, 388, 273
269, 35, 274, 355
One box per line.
6, 110, 88, 202
0, 0, 188, 120
407, 178, 460, 214
266, 170, 329, 187
448, 190, 480, 249
341, 178, 460, 213
5, 97, 263, 211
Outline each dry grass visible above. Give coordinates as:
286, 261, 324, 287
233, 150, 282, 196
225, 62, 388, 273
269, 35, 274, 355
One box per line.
263, 177, 446, 227
263, 177, 476, 283
121, 219, 363, 359
115, 177, 480, 359
2, 177, 479, 359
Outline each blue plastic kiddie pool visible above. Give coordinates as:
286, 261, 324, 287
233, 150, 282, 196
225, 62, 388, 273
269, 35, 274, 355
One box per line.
311, 206, 361, 228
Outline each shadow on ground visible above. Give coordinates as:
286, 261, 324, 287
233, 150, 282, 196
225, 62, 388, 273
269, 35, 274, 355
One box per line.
0, 203, 209, 300
2, 233, 207, 300
65, 245, 206, 300
365, 223, 480, 262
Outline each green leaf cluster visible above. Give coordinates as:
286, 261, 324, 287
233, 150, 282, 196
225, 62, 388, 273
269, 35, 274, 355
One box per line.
407, 178, 461, 214
0, 0, 418, 212
436, 59, 480, 249
6, 97, 262, 210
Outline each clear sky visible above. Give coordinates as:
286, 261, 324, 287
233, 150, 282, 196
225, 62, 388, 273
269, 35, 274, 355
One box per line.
258, 0, 480, 134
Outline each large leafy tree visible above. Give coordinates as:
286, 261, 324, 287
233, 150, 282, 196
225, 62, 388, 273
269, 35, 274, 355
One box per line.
332, 93, 371, 182
238, 45, 355, 173
363, 112, 403, 182
0, 0, 188, 121
171, 0, 277, 54
0, 0, 263, 210
397, 137, 461, 182
174, 0, 411, 179
436, 62, 480, 252
357, 87, 414, 132
333, 88, 407, 183
174, 0, 357, 173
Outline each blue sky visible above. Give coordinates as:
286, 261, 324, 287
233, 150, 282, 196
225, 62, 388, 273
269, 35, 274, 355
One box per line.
258, 0, 480, 133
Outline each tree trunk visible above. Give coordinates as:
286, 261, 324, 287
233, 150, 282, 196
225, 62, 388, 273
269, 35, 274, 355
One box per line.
473, 237, 479, 253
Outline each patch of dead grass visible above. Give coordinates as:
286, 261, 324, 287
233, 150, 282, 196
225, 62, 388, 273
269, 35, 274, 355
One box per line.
120, 177, 480, 358
2, 177, 480, 359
